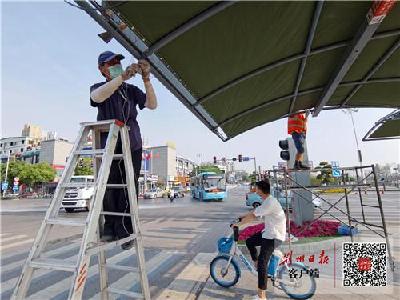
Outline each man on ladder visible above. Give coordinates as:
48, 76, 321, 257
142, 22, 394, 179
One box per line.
90, 51, 158, 249
287, 111, 310, 170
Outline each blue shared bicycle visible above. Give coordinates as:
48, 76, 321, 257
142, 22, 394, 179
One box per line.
210, 224, 316, 299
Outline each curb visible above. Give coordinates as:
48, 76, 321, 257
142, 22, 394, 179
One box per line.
239, 235, 352, 256
280, 235, 352, 254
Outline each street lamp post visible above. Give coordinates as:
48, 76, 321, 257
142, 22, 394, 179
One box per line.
343, 109, 362, 166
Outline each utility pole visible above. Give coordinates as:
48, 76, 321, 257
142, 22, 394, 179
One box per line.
253, 157, 257, 181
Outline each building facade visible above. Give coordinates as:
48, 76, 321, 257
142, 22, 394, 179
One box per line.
39, 139, 74, 177
0, 136, 40, 162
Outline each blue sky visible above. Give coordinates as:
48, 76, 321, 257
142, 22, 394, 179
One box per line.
1, 1, 399, 171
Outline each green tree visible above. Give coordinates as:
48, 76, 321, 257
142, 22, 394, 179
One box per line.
190, 165, 223, 177
74, 158, 94, 176
315, 161, 333, 185
1, 161, 56, 188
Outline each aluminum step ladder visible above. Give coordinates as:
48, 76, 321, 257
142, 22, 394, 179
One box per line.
12, 120, 150, 300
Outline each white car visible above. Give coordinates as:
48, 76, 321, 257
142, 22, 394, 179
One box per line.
61, 175, 95, 213
143, 188, 164, 199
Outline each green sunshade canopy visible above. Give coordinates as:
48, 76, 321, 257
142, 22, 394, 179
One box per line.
77, 1, 400, 141
363, 109, 400, 141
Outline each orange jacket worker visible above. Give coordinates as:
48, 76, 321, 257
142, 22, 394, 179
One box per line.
288, 113, 310, 170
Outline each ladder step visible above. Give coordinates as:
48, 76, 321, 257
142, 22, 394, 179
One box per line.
30, 258, 76, 272
86, 234, 137, 256
107, 287, 144, 299
75, 149, 105, 156
106, 184, 128, 188
105, 264, 138, 272
62, 182, 95, 188
361, 204, 380, 208
93, 153, 124, 158
101, 212, 134, 217
47, 217, 87, 227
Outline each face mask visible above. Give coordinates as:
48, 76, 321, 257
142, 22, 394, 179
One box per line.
108, 64, 123, 79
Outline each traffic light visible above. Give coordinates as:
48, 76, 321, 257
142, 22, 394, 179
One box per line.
238, 154, 243, 162
213, 156, 217, 164
279, 139, 290, 161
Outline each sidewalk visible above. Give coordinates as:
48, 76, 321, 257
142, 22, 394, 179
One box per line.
158, 229, 399, 300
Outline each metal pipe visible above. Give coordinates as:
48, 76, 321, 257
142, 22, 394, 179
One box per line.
342, 170, 353, 242
372, 164, 394, 271
355, 168, 366, 224
289, 1, 324, 114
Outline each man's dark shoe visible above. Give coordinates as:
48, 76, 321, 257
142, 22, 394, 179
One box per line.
121, 240, 135, 250
299, 162, 310, 170
100, 234, 115, 242
293, 161, 301, 170
101, 225, 116, 242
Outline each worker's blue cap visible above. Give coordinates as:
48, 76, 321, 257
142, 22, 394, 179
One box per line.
98, 51, 125, 65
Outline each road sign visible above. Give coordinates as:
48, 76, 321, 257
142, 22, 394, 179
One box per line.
331, 161, 339, 168
332, 168, 342, 178
2, 182, 8, 190
243, 157, 250, 162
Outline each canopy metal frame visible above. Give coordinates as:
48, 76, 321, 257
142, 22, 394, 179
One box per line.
75, 0, 399, 141
313, 4, 390, 116
195, 29, 400, 107
363, 109, 400, 141
340, 37, 400, 107
289, 1, 324, 115
266, 165, 395, 271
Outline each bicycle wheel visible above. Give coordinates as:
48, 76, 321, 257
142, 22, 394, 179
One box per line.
210, 255, 240, 288
277, 262, 316, 299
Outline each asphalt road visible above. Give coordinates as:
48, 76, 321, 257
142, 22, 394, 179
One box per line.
1, 186, 399, 299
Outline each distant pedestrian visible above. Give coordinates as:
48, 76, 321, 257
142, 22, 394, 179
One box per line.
90, 51, 157, 249
288, 111, 310, 170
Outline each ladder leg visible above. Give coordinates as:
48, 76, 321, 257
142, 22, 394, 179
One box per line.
69, 123, 120, 299
12, 126, 91, 300
97, 230, 109, 300
93, 128, 109, 300
120, 126, 151, 300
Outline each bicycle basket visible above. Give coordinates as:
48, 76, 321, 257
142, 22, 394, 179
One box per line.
217, 237, 233, 254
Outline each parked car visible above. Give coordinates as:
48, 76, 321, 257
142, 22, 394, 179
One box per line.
143, 188, 164, 199
168, 186, 185, 198
246, 188, 291, 209
61, 175, 94, 213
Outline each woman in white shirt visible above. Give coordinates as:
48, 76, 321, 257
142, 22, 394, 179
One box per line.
233, 180, 286, 300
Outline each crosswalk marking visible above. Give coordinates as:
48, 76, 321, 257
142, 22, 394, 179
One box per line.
0, 238, 34, 252
88, 250, 175, 300
0, 235, 30, 244
1, 241, 80, 274
25, 250, 135, 299
1, 239, 177, 300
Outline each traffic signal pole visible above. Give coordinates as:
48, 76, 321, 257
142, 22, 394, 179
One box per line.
253, 157, 257, 181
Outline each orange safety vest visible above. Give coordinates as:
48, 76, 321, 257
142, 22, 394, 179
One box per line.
288, 113, 307, 134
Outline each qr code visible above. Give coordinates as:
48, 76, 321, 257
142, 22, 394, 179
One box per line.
342, 242, 387, 287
